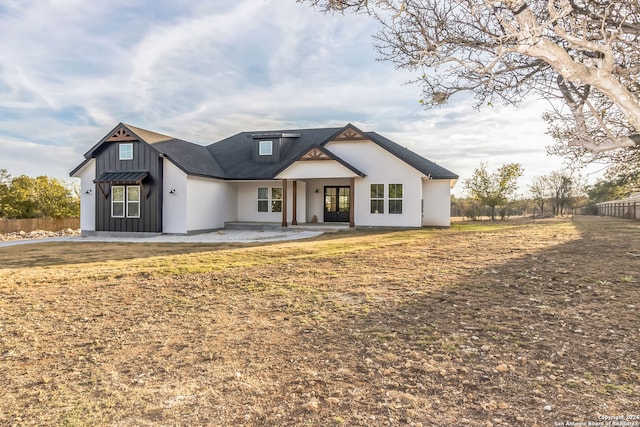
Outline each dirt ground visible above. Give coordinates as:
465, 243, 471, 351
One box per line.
0, 216, 638, 426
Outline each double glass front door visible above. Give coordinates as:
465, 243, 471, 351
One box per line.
324, 186, 350, 222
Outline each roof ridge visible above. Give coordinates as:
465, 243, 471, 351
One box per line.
240, 126, 344, 134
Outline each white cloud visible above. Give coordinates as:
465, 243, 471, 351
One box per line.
0, 0, 598, 195
0, 135, 80, 179
384, 98, 576, 196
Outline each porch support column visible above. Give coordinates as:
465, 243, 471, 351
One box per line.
349, 177, 355, 228
281, 178, 288, 227
292, 180, 298, 225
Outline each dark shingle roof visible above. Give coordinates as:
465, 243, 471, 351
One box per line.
122, 124, 226, 178
153, 139, 226, 178
207, 127, 342, 180
72, 123, 457, 181
207, 124, 458, 180
72, 123, 227, 179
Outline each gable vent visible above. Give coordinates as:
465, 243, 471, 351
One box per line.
334, 128, 368, 141
301, 148, 332, 161
107, 127, 137, 142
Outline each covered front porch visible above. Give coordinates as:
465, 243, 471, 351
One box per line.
274, 145, 364, 228
274, 177, 357, 228
234, 177, 359, 227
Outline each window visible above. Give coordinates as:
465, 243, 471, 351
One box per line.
388, 183, 403, 214
112, 186, 125, 218
257, 187, 282, 212
258, 187, 269, 212
112, 185, 140, 218
259, 140, 273, 156
271, 187, 282, 212
119, 143, 133, 160
127, 186, 140, 218
370, 184, 384, 214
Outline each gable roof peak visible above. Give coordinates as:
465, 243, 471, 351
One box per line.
328, 123, 370, 142
273, 144, 365, 178
103, 123, 138, 142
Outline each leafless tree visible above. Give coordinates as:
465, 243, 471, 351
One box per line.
528, 170, 585, 215
529, 175, 549, 215
300, 0, 640, 155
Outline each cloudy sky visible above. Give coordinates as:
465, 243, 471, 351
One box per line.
0, 0, 597, 196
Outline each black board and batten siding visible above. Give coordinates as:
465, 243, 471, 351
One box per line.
251, 134, 299, 163
94, 140, 163, 233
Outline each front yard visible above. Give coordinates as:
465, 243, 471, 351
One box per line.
0, 216, 638, 426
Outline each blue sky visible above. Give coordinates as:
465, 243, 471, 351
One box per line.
0, 0, 596, 196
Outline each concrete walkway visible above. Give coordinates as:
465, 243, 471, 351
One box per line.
0, 229, 324, 248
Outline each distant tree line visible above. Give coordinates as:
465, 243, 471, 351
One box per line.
0, 169, 79, 219
462, 162, 524, 220
453, 162, 638, 220
453, 163, 595, 220
528, 171, 587, 216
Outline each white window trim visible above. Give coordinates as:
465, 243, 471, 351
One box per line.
111, 185, 141, 218
112, 186, 125, 218
126, 186, 141, 218
388, 183, 403, 215
259, 140, 273, 156
257, 186, 282, 213
119, 143, 133, 160
271, 187, 282, 213
258, 187, 269, 212
370, 183, 385, 214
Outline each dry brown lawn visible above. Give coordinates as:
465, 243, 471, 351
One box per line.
0, 216, 638, 426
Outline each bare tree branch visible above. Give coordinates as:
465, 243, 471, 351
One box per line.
299, 0, 640, 157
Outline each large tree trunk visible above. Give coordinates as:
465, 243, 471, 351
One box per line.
511, 4, 640, 152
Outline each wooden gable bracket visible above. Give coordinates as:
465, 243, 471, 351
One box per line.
106, 127, 138, 142
300, 147, 333, 161
96, 182, 110, 199
141, 182, 150, 199
333, 128, 368, 141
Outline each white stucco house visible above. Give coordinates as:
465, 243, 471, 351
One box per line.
70, 122, 457, 235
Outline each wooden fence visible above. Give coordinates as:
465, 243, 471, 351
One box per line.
0, 217, 80, 234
